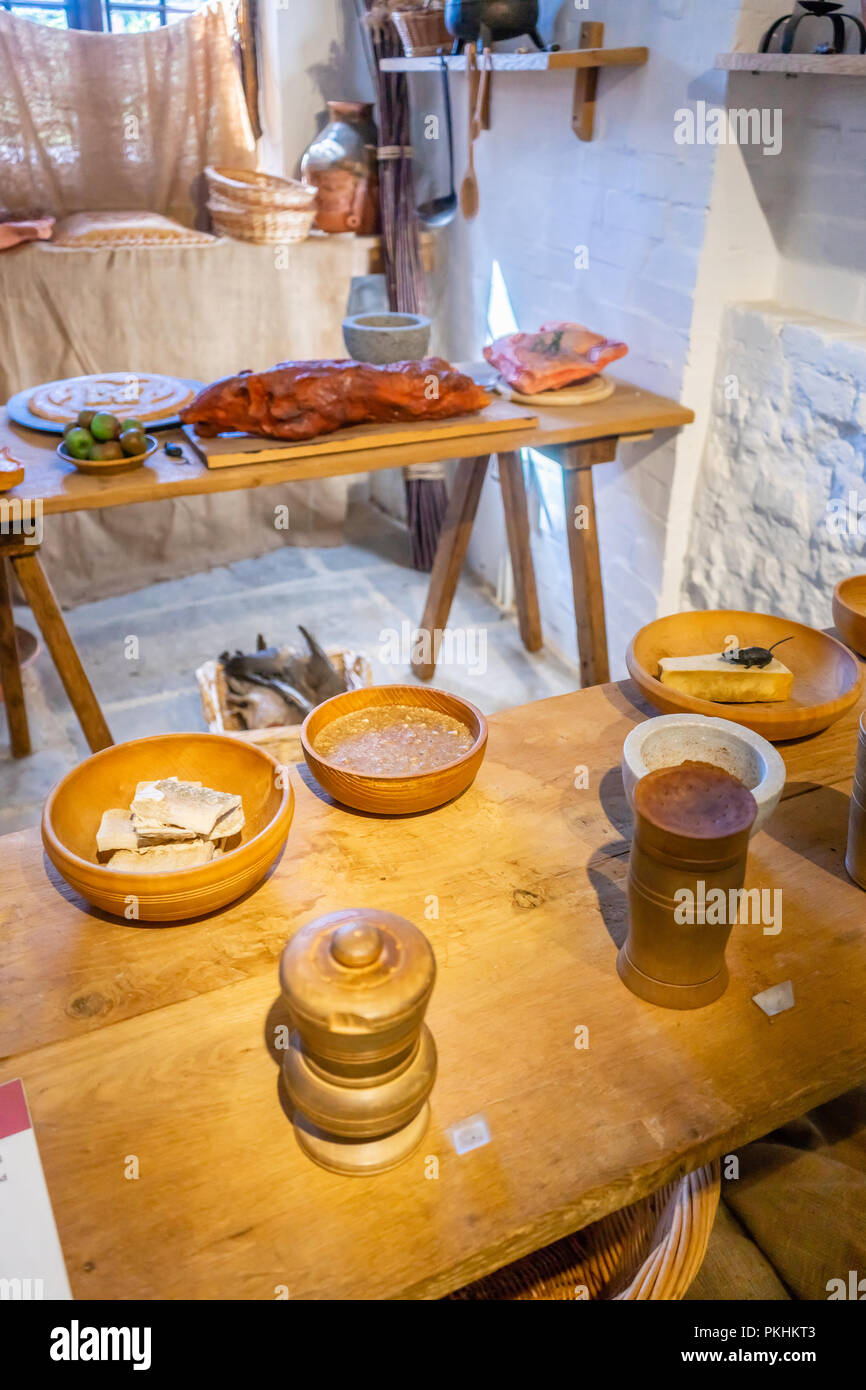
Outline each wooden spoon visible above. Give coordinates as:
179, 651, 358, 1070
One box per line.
460, 46, 490, 221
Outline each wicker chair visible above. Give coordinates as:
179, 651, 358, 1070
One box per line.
448, 1162, 720, 1300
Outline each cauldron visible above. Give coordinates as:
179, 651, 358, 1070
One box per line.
444, 0, 548, 53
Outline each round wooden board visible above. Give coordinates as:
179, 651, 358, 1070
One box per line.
7, 378, 203, 435
627, 609, 863, 743
493, 375, 615, 407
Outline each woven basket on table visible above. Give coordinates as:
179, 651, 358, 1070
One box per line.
205, 167, 317, 244
205, 166, 316, 211
206, 196, 316, 246
448, 1162, 720, 1300
392, 6, 450, 56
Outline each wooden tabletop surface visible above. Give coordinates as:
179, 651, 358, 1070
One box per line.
0, 378, 693, 516
2, 673, 863, 1301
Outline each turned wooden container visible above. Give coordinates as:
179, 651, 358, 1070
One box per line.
279, 908, 437, 1175
617, 763, 757, 1010
846, 713, 866, 890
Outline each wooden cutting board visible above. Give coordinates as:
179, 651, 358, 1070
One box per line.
182, 398, 537, 469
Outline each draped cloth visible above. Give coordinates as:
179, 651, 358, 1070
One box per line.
0, 3, 255, 227
687, 1086, 866, 1301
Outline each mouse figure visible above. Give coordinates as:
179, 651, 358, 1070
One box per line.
445, 0, 549, 54
720, 636, 794, 670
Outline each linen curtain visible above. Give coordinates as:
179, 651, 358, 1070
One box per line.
0, 2, 256, 226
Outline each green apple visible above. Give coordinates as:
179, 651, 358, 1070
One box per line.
90, 412, 120, 442
64, 427, 94, 460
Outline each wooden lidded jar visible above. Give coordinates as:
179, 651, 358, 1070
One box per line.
617, 763, 757, 1010
279, 908, 436, 1175
846, 712, 866, 890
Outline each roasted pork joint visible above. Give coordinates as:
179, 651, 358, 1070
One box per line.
484, 322, 628, 394
180, 357, 491, 440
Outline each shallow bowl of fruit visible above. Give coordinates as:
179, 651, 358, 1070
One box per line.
56, 410, 158, 476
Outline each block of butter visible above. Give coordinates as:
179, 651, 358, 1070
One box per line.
658, 651, 793, 703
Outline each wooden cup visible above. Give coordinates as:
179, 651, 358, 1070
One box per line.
617, 763, 757, 1010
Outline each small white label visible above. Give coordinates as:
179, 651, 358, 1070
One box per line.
447, 1114, 490, 1156
753, 980, 795, 1017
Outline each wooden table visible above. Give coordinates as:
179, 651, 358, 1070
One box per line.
1, 675, 864, 1301
0, 379, 692, 755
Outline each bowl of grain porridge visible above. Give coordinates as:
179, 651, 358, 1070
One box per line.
301, 685, 488, 813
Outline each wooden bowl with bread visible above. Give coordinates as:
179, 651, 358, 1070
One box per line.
301, 685, 487, 814
42, 733, 294, 922
833, 575, 866, 659
627, 609, 862, 742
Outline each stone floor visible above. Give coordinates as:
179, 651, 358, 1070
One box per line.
0, 503, 579, 834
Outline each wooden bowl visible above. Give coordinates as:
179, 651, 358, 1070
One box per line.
42, 733, 294, 922
301, 685, 488, 814
833, 575, 866, 659
0, 465, 25, 492
57, 434, 158, 476
626, 610, 862, 742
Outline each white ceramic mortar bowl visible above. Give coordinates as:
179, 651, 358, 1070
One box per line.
622, 713, 786, 836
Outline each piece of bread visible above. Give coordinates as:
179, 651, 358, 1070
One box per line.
133, 820, 201, 845
208, 803, 245, 839
130, 780, 241, 836
658, 652, 793, 703
96, 809, 138, 854
106, 841, 216, 874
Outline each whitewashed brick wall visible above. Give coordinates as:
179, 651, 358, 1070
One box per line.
455, 0, 744, 676
683, 303, 866, 623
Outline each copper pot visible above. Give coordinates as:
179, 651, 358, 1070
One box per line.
618, 763, 757, 1010
279, 908, 436, 1174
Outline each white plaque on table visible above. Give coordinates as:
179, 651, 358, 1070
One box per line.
0, 1078, 72, 1300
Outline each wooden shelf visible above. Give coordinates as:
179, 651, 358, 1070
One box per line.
716, 52, 866, 75
382, 24, 648, 141
380, 47, 648, 74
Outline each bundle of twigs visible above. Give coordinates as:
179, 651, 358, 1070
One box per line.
359, 0, 449, 571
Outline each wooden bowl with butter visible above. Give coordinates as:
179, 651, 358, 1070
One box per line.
42, 733, 294, 921
833, 575, 866, 659
627, 610, 862, 742
301, 685, 488, 814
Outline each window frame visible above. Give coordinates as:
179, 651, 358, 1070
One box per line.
1, 0, 198, 32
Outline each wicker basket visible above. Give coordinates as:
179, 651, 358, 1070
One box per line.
205, 166, 316, 212
206, 195, 316, 246
448, 1162, 720, 1300
204, 167, 317, 244
392, 7, 450, 57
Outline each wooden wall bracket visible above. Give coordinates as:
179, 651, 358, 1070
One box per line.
381, 35, 649, 143
572, 21, 648, 142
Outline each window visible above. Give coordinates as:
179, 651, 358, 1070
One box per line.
0, 0, 201, 33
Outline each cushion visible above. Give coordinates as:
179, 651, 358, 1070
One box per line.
51, 211, 217, 249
